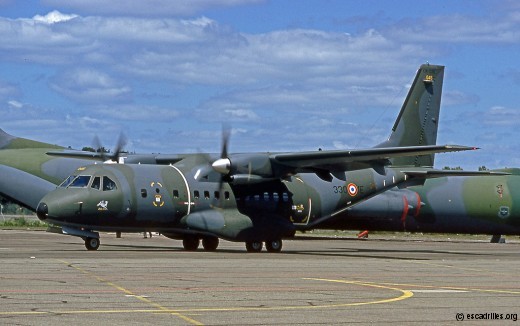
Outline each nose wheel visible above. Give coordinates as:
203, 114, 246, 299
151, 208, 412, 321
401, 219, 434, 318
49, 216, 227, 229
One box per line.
84, 237, 100, 251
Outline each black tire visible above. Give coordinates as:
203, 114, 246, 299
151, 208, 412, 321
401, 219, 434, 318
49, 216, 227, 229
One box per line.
245, 241, 263, 252
202, 236, 219, 251
85, 237, 100, 251
183, 236, 200, 251
265, 239, 282, 253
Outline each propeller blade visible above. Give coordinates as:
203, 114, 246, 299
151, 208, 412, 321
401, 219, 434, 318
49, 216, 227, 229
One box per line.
221, 124, 230, 159
111, 132, 128, 163
92, 135, 108, 161
213, 125, 231, 208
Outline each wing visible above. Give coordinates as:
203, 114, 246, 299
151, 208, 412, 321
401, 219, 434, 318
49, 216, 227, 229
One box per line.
46, 150, 185, 165
271, 145, 476, 171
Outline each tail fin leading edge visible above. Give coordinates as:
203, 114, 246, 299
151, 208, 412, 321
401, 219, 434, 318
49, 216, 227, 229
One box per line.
376, 64, 445, 167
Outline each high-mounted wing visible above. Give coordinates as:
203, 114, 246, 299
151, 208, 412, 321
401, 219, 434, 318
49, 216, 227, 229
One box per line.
211, 144, 478, 181
271, 145, 476, 169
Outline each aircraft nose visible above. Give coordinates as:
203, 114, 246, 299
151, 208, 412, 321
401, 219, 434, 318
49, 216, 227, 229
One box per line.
36, 202, 48, 220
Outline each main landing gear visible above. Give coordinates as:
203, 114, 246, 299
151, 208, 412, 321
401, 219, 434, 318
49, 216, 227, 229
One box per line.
182, 235, 220, 251
245, 239, 282, 253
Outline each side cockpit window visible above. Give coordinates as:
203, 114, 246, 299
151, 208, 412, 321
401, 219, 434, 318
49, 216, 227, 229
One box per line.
69, 175, 92, 188
102, 176, 117, 191
91, 176, 101, 190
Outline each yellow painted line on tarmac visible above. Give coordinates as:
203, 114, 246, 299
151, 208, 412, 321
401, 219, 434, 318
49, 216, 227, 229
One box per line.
0, 277, 413, 317
373, 281, 520, 295
56, 259, 203, 325
302, 278, 414, 307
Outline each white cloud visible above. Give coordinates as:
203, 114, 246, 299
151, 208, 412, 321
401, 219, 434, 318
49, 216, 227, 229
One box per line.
388, 13, 520, 44
42, 0, 264, 16
7, 100, 22, 109
32, 10, 78, 24
50, 68, 132, 103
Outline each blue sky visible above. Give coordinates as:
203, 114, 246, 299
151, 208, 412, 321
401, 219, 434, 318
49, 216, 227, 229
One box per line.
1, 0, 519, 169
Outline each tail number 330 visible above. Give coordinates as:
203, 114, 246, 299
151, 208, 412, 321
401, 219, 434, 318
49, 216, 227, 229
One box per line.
333, 183, 358, 196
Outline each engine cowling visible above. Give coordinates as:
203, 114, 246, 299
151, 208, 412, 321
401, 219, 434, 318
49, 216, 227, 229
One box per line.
212, 153, 273, 179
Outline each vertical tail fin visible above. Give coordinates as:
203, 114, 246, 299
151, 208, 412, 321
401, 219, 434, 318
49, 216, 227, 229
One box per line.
0, 129, 62, 150
376, 64, 444, 167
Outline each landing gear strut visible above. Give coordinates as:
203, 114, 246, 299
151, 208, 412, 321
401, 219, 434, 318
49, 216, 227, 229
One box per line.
84, 237, 100, 251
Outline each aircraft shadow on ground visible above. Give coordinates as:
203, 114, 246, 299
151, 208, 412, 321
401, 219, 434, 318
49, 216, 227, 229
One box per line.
49, 240, 503, 261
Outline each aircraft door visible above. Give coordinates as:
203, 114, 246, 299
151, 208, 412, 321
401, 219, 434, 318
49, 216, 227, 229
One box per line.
164, 165, 191, 219
283, 176, 311, 226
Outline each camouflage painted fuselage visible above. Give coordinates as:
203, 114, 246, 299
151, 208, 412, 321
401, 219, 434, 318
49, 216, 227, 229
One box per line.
321, 169, 520, 235
37, 162, 418, 242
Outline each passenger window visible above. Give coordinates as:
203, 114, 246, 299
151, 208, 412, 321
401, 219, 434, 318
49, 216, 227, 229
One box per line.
194, 190, 200, 199
103, 176, 117, 191
141, 189, 147, 198
69, 175, 91, 188
204, 191, 210, 199
173, 190, 179, 198
91, 177, 101, 190
225, 191, 230, 200
282, 193, 289, 202
214, 191, 220, 200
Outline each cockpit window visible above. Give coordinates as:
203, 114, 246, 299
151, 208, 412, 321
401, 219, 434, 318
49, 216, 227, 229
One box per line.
59, 175, 76, 188
103, 176, 117, 191
91, 176, 101, 190
69, 175, 92, 188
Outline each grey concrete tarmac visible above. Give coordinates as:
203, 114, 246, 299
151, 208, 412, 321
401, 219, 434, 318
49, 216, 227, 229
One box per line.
0, 230, 519, 325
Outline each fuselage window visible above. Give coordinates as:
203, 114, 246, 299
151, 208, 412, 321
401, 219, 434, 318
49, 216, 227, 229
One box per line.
69, 175, 91, 188
173, 190, 179, 198
141, 189, 147, 198
273, 193, 280, 202
103, 176, 117, 191
194, 190, 200, 199
91, 176, 101, 190
204, 191, 210, 199
263, 192, 269, 201
214, 191, 220, 200
225, 191, 230, 200
282, 192, 289, 202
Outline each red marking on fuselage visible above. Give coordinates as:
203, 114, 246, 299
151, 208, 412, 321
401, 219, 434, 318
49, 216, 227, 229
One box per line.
414, 193, 422, 217
401, 196, 409, 227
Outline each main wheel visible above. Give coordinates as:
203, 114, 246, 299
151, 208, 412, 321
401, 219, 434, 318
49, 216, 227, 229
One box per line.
85, 237, 100, 251
202, 236, 219, 251
182, 236, 200, 251
265, 239, 282, 253
245, 241, 263, 252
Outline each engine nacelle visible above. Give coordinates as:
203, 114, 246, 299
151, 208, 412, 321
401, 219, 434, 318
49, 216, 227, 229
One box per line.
213, 153, 273, 178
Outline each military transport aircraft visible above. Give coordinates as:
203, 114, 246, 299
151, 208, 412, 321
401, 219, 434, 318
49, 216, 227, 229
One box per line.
30, 63, 492, 252
322, 169, 520, 242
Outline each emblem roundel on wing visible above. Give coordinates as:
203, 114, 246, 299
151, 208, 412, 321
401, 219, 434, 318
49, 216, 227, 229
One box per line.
347, 183, 358, 196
